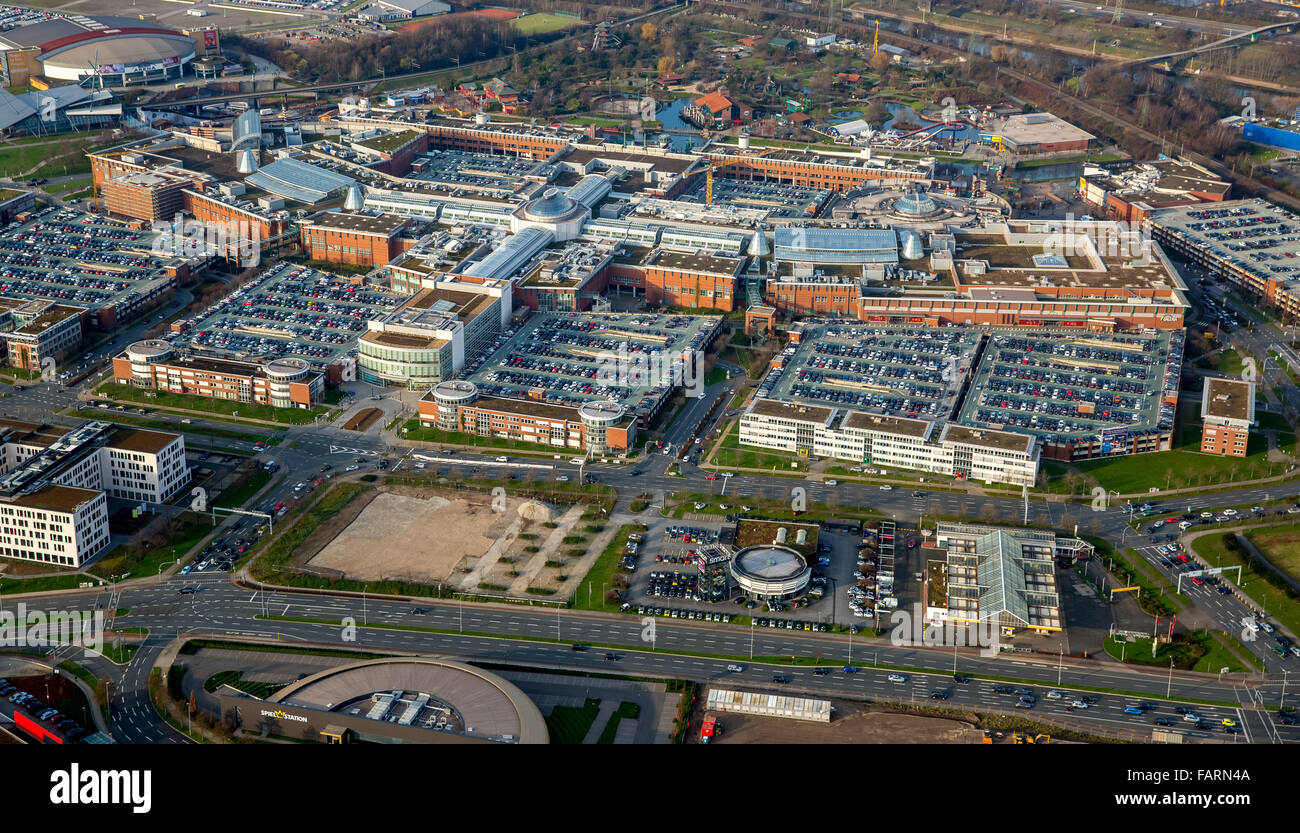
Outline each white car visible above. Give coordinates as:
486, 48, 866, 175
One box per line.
879, 485, 893, 491
887, 674, 908, 683
1222, 508, 1238, 516
1046, 690, 1064, 700
1183, 712, 1201, 723
721, 472, 734, 478
570, 458, 584, 465
825, 479, 838, 486
1071, 700, 1089, 709
345, 464, 359, 472
495, 456, 508, 463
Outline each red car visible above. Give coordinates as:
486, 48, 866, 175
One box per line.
1192, 577, 1204, 586
705, 474, 719, 480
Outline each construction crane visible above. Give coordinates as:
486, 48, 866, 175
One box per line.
706, 159, 721, 205
873, 19, 880, 53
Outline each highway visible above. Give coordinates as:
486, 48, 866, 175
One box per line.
25, 568, 1299, 744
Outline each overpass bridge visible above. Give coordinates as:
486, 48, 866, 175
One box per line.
1126, 21, 1295, 66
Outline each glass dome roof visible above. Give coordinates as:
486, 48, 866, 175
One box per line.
895, 190, 938, 217
524, 188, 576, 218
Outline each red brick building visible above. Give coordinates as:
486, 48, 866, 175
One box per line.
1200, 377, 1254, 457
299, 211, 412, 268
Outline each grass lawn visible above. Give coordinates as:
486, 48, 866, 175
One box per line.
544, 697, 601, 744
711, 429, 807, 472
0, 570, 91, 593
597, 701, 641, 744
1257, 410, 1293, 432
399, 419, 571, 455
510, 12, 579, 34
1103, 631, 1248, 673
101, 641, 139, 664
1072, 412, 1287, 494
1192, 526, 1300, 640
217, 470, 273, 508
74, 408, 281, 445
89, 519, 210, 580
203, 670, 285, 699
96, 382, 328, 425
573, 523, 645, 613
1196, 347, 1244, 375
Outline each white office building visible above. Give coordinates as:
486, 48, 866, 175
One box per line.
738, 399, 1038, 486
0, 420, 188, 567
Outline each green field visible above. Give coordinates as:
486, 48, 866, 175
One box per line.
1071, 411, 1287, 494
1191, 527, 1300, 641
510, 12, 579, 35
1103, 631, 1249, 673
217, 470, 274, 509
573, 523, 645, 613
544, 697, 601, 744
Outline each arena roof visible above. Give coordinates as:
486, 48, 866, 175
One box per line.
0, 15, 194, 68
268, 657, 548, 744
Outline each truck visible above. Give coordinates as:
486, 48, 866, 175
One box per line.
700, 714, 718, 744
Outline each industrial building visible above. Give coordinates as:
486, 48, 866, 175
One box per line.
739, 322, 1183, 480
299, 211, 413, 268
0, 419, 188, 567
0, 300, 85, 372
981, 113, 1094, 155
1079, 158, 1230, 224
763, 220, 1189, 331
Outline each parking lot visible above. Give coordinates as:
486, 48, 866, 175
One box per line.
678, 178, 831, 219
468, 312, 720, 411
617, 513, 888, 628
958, 329, 1180, 445
409, 149, 556, 198
0, 205, 175, 312
178, 261, 406, 366
762, 324, 982, 419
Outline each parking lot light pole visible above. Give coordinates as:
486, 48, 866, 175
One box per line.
1166, 657, 1174, 699
749, 617, 754, 660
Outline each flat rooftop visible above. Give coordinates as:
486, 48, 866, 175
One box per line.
107, 427, 178, 454
1202, 377, 1254, 423
4, 483, 99, 514
466, 312, 721, 414
1153, 199, 1300, 295
304, 211, 409, 235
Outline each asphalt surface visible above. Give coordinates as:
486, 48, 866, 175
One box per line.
4, 328, 1300, 744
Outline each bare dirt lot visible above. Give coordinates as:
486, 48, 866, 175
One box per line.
691, 698, 984, 744
307, 492, 523, 584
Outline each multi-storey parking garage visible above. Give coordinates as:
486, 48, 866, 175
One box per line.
763, 325, 982, 421
741, 323, 1182, 482
0, 205, 186, 326
466, 312, 722, 424
957, 329, 1182, 460
177, 262, 406, 367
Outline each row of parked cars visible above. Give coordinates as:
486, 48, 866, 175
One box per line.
2, 680, 90, 742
